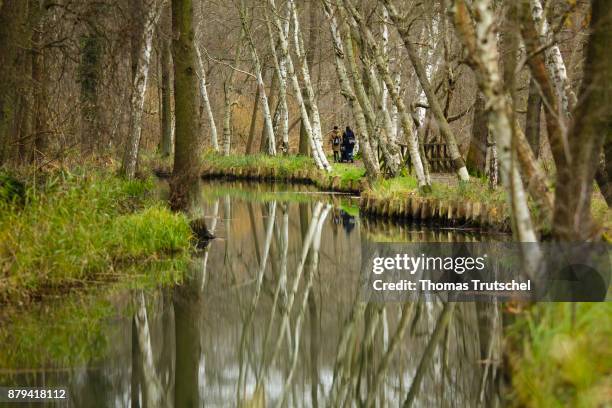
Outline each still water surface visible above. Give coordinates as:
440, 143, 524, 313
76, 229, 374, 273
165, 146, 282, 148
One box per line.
0, 182, 505, 407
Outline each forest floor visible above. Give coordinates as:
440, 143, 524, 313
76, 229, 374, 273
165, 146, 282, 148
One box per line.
0, 165, 192, 304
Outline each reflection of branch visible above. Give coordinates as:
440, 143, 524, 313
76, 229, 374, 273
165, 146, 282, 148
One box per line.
365, 302, 414, 406
402, 302, 455, 407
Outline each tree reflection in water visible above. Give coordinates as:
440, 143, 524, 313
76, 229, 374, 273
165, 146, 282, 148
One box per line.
0, 184, 504, 407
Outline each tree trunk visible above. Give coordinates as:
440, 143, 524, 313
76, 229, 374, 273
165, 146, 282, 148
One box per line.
0, 1, 26, 165
291, 0, 329, 169
452, 0, 538, 246
466, 92, 488, 175
239, 0, 276, 156
121, 0, 167, 179
322, 0, 380, 179
31, 0, 47, 164
267, 0, 330, 170
552, 0, 611, 240
298, 0, 318, 156
383, 0, 469, 181
342, 1, 429, 189
171, 0, 203, 210
246, 75, 261, 154
222, 82, 233, 156
160, 3, 174, 157
195, 43, 218, 152
79, 30, 102, 154
530, 0, 576, 122
524, 76, 542, 157
595, 139, 612, 207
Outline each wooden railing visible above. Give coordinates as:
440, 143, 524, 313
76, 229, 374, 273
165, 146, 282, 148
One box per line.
399, 142, 454, 173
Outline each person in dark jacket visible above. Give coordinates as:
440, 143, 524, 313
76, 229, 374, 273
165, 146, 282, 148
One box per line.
341, 126, 356, 162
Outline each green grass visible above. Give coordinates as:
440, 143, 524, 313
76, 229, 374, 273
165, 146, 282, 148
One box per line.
329, 162, 366, 184
506, 303, 612, 407
0, 168, 192, 302
204, 152, 317, 177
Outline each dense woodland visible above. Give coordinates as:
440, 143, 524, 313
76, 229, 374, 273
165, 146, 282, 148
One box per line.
0, 0, 610, 242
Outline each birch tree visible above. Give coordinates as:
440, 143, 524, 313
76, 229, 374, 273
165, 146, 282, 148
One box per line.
341, 0, 430, 190
451, 0, 539, 250
530, 0, 576, 124
238, 0, 276, 156
550, 0, 610, 240
159, 3, 174, 157
290, 0, 331, 170
195, 43, 218, 152
382, 0, 469, 181
322, 0, 380, 179
264, 5, 290, 153
121, 0, 167, 179
267, 0, 330, 170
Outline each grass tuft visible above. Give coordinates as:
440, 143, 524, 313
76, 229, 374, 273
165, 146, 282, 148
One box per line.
0, 168, 192, 302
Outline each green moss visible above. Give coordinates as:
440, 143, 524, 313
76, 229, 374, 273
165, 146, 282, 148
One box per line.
0, 168, 192, 302
506, 303, 612, 407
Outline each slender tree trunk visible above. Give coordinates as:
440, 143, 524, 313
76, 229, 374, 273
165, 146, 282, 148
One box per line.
452, 0, 539, 247
0, 1, 26, 165
530, 0, 576, 122
524, 76, 542, 157
342, 1, 429, 189
322, 0, 379, 179
466, 92, 488, 175
170, 0, 203, 210
595, 139, 612, 207
121, 0, 167, 179
552, 0, 611, 240
222, 82, 233, 156
160, 3, 174, 157
291, 0, 329, 168
298, 0, 318, 155
195, 44, 218, 152
31, 0, 47, 164
246, 77, 261, 154
239, 0, 276, 156
383, 0, 469, 181
268, 0, 330, 170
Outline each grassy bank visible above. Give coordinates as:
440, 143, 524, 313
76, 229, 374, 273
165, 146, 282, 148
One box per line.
196, 153, 611, 233
506, 303, 612, 407
0, 168, 192, 303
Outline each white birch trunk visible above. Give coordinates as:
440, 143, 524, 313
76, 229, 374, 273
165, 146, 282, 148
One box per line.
290, 0, 330, 170
265, 8, 290, 152
383, 0, 469, 181
195, 43, 218, 152
239, 1, 276, 156
453, 0, 540, 261
268, 0, 330, 170
342, 1, 429, 189
222, 85, 232, 156
122, 0, 167, 179
322, 1, 380, 178
530, 0, 577, 119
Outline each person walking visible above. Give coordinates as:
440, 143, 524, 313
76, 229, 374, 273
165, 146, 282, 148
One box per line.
342, 126, 356, 163
328, 126, 342, 162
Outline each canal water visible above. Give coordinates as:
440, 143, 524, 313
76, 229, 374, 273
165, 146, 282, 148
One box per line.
0, 181, 505, 407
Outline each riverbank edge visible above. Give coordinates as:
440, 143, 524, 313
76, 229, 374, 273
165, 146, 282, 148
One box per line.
175, 164, 511, 232
0, 169, 193, 304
